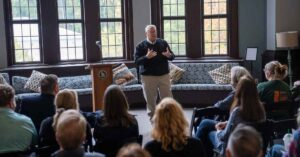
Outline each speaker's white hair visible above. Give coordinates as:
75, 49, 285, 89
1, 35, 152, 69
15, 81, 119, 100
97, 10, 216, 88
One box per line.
145, 25, 156, 33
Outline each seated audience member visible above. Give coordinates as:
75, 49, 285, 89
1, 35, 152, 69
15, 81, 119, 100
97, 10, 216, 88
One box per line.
195, 76, 266, 156
214, 65, 251, 112
0, 84, 37, 153
266, 109, 300, 157
226, 124, 263, 157
144, 97, 206, 157
19, 74, 59, 133
94, 85, 139, 157
52, 110, 105, 157
117, 144, 151, 157
39, 89, 92, 153
292, 81, 300, 103
258, 61, 291, 104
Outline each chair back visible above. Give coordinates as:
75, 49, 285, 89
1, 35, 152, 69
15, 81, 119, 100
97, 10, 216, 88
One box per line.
244, 120, 273, 156
264, 101, 297, 120
270, 118, 297, 145
190, 107, 228, 136
94, 135, 143, 157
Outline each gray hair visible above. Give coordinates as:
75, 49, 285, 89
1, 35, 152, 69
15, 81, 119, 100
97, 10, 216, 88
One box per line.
231, 66, 251, 88
145, 25, 156, 33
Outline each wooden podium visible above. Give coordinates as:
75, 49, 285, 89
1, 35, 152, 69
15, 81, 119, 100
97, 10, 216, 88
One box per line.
86, 64, 113, 111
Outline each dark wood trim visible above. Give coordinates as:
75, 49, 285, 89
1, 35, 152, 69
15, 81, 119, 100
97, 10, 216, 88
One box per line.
187, 0, 201, 58
84, 0, 100, 62
4, 0, 13, 66
150, 0, 161, 36
229, 0, 238, 58
124, 0, 134, 60
40, 0, 60, 64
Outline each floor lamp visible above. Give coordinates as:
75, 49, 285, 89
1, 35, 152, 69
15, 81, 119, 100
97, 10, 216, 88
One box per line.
276, 31, 299, 88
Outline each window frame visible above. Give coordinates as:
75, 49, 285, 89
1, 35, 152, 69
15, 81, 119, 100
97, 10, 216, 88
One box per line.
151, 0, 238, 59
5, 0, 43, 64
4, 0, 134, 66
57, 0, 86, 61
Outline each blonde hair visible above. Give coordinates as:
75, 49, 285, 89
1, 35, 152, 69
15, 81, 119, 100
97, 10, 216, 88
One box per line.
117, 143, 151, 157
264, 61, 288, 80
53, 89, 79, 129
230, 66, 251, 88
151, 97, 189, 151
55, 110, 87, 150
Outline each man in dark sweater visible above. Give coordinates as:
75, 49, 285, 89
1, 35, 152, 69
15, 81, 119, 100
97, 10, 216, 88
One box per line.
134, 25, 175, 118
19, 74, 58, 133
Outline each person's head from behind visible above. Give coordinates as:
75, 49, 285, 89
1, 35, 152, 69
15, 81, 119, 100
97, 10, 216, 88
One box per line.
264, 61, 288, 81
231, 75, 265, 122
53, 89, 79, 128
230, 66, 251, 88
103, 85, 131, 126
145, 25, 157, 42
0, 84, 15, 109
117, 143, 151, 157
55, 89, 79, 111
152, 97, 189, 151
226, 124, 263, 157
40, 74, 59, 95
55, 109, 87, 150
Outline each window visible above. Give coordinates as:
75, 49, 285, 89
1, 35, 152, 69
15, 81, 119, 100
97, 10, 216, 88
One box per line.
10, 0, 41, 63
57, 0, 84, 61
99, 0, 123, 58
151, 0, 238, 58
4, 0, 133, 65
203, 0, 227, 55
162, 0, 186, 56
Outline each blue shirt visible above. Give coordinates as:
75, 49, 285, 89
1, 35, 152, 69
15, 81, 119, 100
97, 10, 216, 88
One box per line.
0, 107, 38, 153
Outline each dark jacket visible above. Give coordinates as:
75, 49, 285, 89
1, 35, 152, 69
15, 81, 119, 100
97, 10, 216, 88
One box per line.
93, 115, 139, 157
39, 117, 93, 152
144, 137, 206, 157
134, 38, 175, 76
19, 93, 56, 133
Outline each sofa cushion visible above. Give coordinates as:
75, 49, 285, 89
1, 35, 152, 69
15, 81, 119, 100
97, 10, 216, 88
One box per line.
171, 84, 233, 91
58, 75, 92, 90
12, 76, 33, 94
121, 84, 143, 91
113, 63, 138, 86
169, 63, 185, 84
0, 73, 8, 84
208, 64, 232, 84
24, 70, 47, 92
176, 63, 239, 84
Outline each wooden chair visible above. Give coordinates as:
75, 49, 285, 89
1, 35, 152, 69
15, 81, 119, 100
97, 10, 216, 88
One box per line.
190, 107, 228, 136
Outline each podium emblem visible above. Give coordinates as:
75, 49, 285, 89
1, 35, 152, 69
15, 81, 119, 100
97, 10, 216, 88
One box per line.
98, 70, 107, 79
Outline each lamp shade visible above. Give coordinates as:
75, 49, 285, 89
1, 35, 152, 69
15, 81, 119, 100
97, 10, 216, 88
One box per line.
276, 31, 299, 48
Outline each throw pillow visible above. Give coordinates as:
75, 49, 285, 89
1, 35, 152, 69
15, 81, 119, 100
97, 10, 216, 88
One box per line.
169, 63, 185, 84
0, 74, 8, 84
24, 70, 47, 92
208, 64, 232, 84
113, 63, 138, 86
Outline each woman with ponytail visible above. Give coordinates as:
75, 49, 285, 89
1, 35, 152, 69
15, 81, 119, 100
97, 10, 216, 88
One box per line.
258, 61, 291, 104
38, 89, 93, 155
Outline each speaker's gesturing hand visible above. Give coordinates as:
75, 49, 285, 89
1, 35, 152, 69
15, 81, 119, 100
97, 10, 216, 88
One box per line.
146, 49, 157, 59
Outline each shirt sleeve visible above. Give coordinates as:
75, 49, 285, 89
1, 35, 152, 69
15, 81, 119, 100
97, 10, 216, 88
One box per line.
217, 107, 240, 142
134, 42, 149, 65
